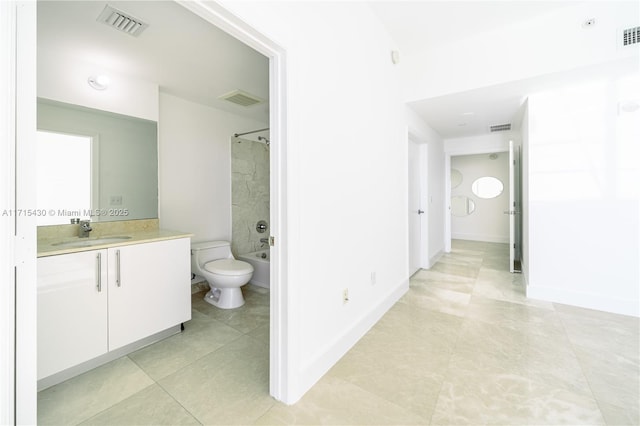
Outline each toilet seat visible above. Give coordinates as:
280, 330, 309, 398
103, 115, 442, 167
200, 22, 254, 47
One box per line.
204, 259, 253, 276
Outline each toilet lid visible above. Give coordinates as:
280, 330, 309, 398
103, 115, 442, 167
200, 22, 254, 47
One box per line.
204, 259, 254, 276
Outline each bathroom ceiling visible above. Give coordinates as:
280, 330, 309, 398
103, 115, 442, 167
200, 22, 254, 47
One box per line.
37, 1, 270, 122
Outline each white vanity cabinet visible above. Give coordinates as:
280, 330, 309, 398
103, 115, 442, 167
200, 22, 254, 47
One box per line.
37, 250, 108, 380
107, 238, 191, 350
37, 237, 191, 382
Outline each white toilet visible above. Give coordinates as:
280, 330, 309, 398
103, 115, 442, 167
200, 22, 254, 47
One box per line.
191, 241, 254, 309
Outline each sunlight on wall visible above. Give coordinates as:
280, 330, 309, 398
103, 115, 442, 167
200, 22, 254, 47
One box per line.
529, 76, 639, 202
616, 74, 640, 199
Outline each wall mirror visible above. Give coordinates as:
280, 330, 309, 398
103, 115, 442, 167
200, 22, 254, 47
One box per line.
37, 98, 158, 225
451, 195, 476, 217
471, 176, 504, 199
451, 168, 463, 189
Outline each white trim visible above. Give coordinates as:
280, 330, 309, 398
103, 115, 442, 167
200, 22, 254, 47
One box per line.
527, 285, 640, 318
15, 1, 37, 423
175, 1, 291, 403
0, 2, 18, 423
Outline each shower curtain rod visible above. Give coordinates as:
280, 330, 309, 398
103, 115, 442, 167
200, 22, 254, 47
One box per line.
233, 127, 270, 138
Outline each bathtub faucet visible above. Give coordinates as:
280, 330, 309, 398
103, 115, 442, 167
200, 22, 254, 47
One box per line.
259, 238, 269, 244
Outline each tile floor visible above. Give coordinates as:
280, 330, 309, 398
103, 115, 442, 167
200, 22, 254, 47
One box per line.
38, 240, 639, 425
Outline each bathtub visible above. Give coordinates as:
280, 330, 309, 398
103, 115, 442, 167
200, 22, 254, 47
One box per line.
237, 249, 270, 289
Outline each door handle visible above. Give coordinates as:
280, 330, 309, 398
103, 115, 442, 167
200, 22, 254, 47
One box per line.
418, 209, 425, 214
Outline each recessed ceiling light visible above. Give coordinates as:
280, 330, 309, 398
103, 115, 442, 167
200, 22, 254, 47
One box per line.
619, 100, 640, 113
88, 75, 110, 90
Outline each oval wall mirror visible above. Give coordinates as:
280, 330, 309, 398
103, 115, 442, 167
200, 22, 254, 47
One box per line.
451, 168, 463, 189
471, 176, 504, 199
451, 195, 476, 217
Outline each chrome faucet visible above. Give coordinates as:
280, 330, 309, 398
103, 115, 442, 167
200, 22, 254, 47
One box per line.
79, 220, 93, 238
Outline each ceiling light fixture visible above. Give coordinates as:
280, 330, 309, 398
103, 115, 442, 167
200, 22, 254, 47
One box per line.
88, 75, 110, 90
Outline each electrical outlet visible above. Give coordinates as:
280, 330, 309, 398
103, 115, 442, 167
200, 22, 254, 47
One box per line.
110, 195, 123, 206
342, 288, 349, 304
370, 272, 376, 285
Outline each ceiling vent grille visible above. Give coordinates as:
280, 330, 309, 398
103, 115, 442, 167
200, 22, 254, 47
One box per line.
489, 123, 511, 132
97, 5, 149, 37
623, 26, 639, 46
219, 90, 263, 107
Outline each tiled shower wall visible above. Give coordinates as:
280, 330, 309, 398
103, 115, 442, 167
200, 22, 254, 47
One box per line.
231, 137, 270, 257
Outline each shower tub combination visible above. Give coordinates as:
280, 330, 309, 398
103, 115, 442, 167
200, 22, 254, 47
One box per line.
237, 249, 270, 289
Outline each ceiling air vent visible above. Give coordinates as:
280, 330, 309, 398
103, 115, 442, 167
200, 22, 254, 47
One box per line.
489, 123, 511, 132
623, 26, 639, 46
219, 90, 263, 107
97, 5, 149, 37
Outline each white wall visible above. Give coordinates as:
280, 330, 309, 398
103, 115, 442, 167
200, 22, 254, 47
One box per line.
451, 153, 509, 243
402, 1, 640, 101
218, 0, 408, 402
38, 50, 158, 122
158, 92, 267, 243
525, 73, 640, 317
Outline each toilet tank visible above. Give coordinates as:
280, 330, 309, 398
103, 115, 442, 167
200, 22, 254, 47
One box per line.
191, 241, 233, 271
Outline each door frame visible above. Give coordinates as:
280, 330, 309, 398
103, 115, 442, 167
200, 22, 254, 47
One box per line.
8, 1, 293, 419
175, 1, 290, 403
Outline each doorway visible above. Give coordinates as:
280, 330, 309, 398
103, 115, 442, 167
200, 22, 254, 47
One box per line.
408, 137, 428, 275
446, 148, 522, 272
9, 2, 291, 421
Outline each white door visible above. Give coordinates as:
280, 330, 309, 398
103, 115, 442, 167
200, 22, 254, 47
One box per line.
508, 140, 522, 273
408, 139, 425, 275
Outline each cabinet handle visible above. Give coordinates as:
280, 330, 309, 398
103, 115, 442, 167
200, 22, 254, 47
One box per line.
96, 252, 102, 292
116, 249, 121, 287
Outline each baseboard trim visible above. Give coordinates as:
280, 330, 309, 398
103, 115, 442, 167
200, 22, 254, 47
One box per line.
527, 285, 639, 317
296, 278, 409, 401
451, 233, 509, 243
428, 250, 444, 268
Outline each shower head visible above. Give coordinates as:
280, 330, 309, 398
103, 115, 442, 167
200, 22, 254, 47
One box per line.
258, 136, 270, 146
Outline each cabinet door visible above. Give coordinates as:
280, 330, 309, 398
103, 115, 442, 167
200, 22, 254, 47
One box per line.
37, 250, 108, 380
108, 238, 191, 350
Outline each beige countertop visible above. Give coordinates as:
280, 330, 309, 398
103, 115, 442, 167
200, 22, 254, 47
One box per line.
38, 228, 193, 257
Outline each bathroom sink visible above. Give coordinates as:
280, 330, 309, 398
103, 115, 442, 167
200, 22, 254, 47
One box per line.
53, 236, 132, 248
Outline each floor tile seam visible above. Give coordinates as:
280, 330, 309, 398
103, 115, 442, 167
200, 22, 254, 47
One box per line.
426, 309, 470, 426
552, 309, 607, 419
323, 374, 434, 425
127, 331, 247, 383
152, 380, 205, 425
244, 331, 270, 349
75, 382, 162, 426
